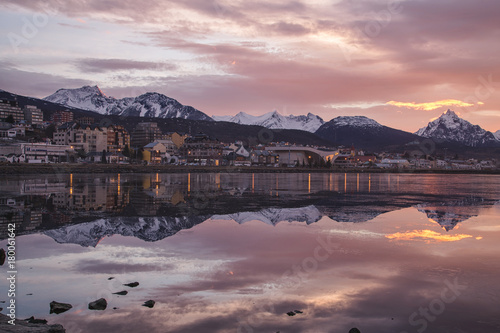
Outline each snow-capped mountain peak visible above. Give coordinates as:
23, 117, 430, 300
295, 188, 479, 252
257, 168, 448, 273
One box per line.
212, 110, 325, 132
331, 115, 382, 128
494, 130, 500, 141
415, 109, 499, 147
44, 86, 213, 121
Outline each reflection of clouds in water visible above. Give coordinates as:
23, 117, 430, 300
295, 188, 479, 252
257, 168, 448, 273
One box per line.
2, 174, 500, 332
386, 229, 474, 242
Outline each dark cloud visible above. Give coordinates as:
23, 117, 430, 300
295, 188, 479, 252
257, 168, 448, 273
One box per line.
73, 258, 173, 274
75, 58, 177, 73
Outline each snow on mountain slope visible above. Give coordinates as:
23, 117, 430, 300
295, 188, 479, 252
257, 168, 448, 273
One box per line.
494, 130, 500, 141
212, 205, 322, 225
327, 116, 383, 128
415, 110, 499, 147
44, 215, 208, 247
213, 111, 324, 132
44, 85, 213, 121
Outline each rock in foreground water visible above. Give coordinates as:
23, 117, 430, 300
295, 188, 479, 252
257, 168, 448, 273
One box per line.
142, 300, 155, 308
0, 313, 65, 332
49, 301, 72, 314
88, 298, 107, 310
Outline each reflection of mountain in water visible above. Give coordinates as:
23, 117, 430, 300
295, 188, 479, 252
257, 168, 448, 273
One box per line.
212, 205, 322, 225
44, 216, 208, 247
2, 173, 499, 246
416, 197, 487, 231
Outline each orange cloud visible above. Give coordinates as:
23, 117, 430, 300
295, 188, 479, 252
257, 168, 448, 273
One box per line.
386, 99, 475, 111
385, 229, 473, 242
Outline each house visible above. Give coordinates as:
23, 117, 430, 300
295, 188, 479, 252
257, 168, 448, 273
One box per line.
180, 133, 223, 166
250, 150, 279, 166
0, 122, 16, 138
143, 142, 167, 164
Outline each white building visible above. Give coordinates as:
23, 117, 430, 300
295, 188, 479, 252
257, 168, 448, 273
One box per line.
21, 143, 74, 163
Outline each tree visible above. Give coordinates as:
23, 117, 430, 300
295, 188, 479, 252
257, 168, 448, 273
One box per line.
5, 115, 14, 124
76, 149, 86, 159
101, 149, 107, 164
326, 159, 332, 168
44, 124, 56, 140
137, 148, 144, 161
122, 145, 130, 157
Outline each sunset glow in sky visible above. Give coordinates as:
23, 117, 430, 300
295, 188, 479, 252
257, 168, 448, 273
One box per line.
1, 0, 500, 132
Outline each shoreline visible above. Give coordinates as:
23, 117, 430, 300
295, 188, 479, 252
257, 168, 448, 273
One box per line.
0, 163, 499, 175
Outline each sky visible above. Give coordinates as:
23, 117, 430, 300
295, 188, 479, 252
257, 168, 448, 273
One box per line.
0, 0, 500, 133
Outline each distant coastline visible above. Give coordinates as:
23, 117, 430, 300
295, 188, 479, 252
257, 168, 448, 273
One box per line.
0, 163, 499, 175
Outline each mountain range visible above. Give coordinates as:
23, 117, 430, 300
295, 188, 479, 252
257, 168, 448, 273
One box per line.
2, 85, 500, 151
213, 111, 324, 133
44, 85, 213, 121
42, 86, 499, 149
40, 197, 497, 247
314, 116, 422, 151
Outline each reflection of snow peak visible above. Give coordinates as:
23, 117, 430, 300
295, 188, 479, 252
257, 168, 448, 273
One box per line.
211, 205, 322, 225
416, 197, 485, 231
44, 216, 207, 247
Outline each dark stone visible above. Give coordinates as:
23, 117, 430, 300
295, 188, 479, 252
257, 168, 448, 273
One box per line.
113, 290, 128, 296
286, 311, 296, 316
294, 310, 303, 314
108, 277, 115, 280
0, 313, 65, 332
349, 328, 361, 333
142, 300, 155, 308
88, 298, 107, 311
49, 301, 72, 314
0, 248, 5, 266
123, 282, 139, 287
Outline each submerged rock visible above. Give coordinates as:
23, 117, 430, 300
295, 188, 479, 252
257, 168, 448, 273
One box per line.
349, 328, 361, 333
0, 313, 65, 332
49, 301, 72, 314
113, 290, 128, 295
123, 282, 139, 288
142, 300, 155, 308
88, 298, 107, 310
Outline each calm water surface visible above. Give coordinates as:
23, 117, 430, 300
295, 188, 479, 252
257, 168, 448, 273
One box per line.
1, 173, 499, 333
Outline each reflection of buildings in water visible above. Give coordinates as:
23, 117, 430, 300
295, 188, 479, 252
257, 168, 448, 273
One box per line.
130, 175, 187, 216
0, 209, 43, 236
20, 179, 67, 195
0, 198, 25, 209
52, 182, 129, 213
